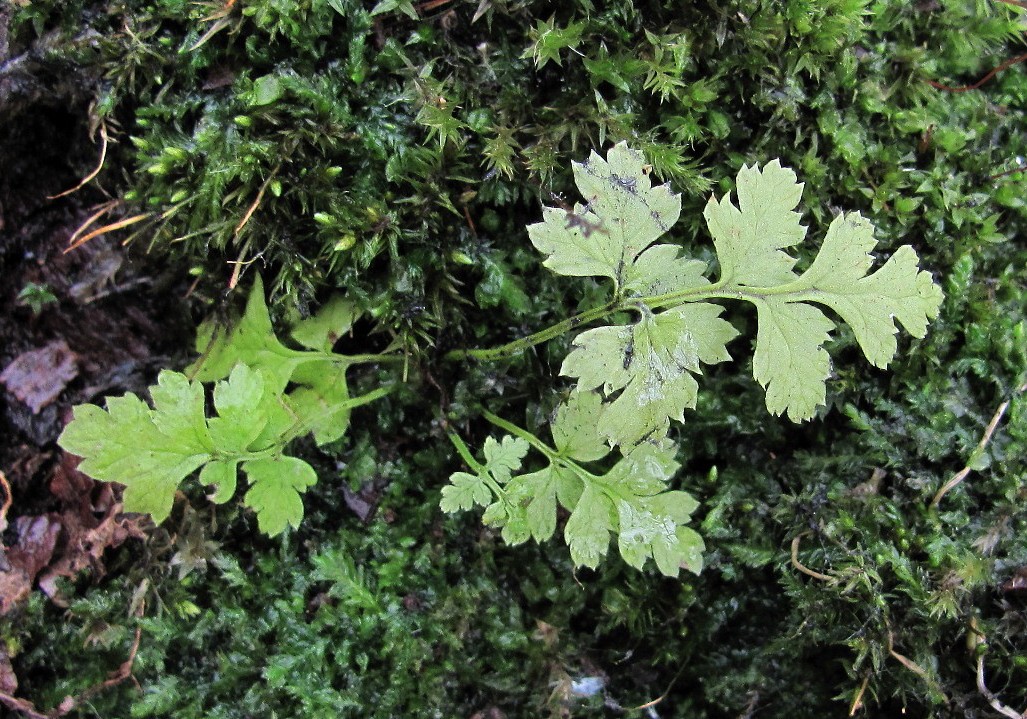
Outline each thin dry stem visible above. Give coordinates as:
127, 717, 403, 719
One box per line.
228, 166, 280, 288
791, 532, 832, 582
48, 122, 108, 199
931, 381, 1027, 508
189, 0, 239, 51
64, 200, 119, 248
226, 250, 261, 290
848, 673, 871, 715
416, 0, 454, 11
989, 163, 1027, 182
629, 662, 687, 711
65, 213, 149, 252
0, 692, 48, 719
0, 627, 141, 718
886, 630, 948, 702
976, 654, 1026, 719
0, 471, 11, 531
232, 165, 279, 239
927, 52, 1027, 93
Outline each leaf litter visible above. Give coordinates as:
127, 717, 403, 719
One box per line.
0, 340, 79, 414
0, 164, 191, 709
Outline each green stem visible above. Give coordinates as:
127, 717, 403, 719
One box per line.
302, 351, 403, 367
699, 287, 822, 304
445, 429, 505, 499
481, 410, 602, 491
342, 353, 406, 365
446, 430, 485, 473
643, 280, 725, 310
645, 279, 821, 309
213, 445, 279, 464
278, 383, 398, 445
443, 301, 617, 363
341, 383, 398, 410
554, 455, 605, 490
443, 273, 826, 365
480, 410, 558, 460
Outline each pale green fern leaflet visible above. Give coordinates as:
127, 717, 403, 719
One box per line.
59, 277, 397, 535
59, 364, 317, 535
445, 391, 703, 577
444, 142, 941, 575
533, 143, 942, 439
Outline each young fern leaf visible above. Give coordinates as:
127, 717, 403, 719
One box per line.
59, 365, 317, 534
190, 277, 362, 445
60, 279, 394, 535
704, 165, 944, 420
561, 303, 738, 446
527, 142, 690, 290
702, 160, 806, 287
443, 392, 704, 577
440, 435, 530, 514
530, 142, 943, 444
191, 275, 310, 393
59, 373, 214, 523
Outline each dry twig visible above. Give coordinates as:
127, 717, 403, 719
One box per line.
927, 52, 1027, 93
228, 165, 280, 288
0, 471, 11, 532
0, 692, 48, 719
63, 200, 151, 253
0, 597, 144, 717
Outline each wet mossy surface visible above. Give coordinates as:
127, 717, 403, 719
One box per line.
3, 1, 1027, 716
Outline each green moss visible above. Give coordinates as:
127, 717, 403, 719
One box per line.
7, 0, 1027, 715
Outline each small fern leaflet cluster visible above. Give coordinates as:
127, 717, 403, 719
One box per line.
443, 142, 942, 576
59, 277, 390, 535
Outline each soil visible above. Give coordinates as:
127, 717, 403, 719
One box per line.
0, 97, 193, 616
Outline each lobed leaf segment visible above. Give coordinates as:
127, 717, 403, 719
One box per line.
443, 143, 942, 576
58, 142, 942, 577
59, 277, 396, 535
444, 392, 704, 576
